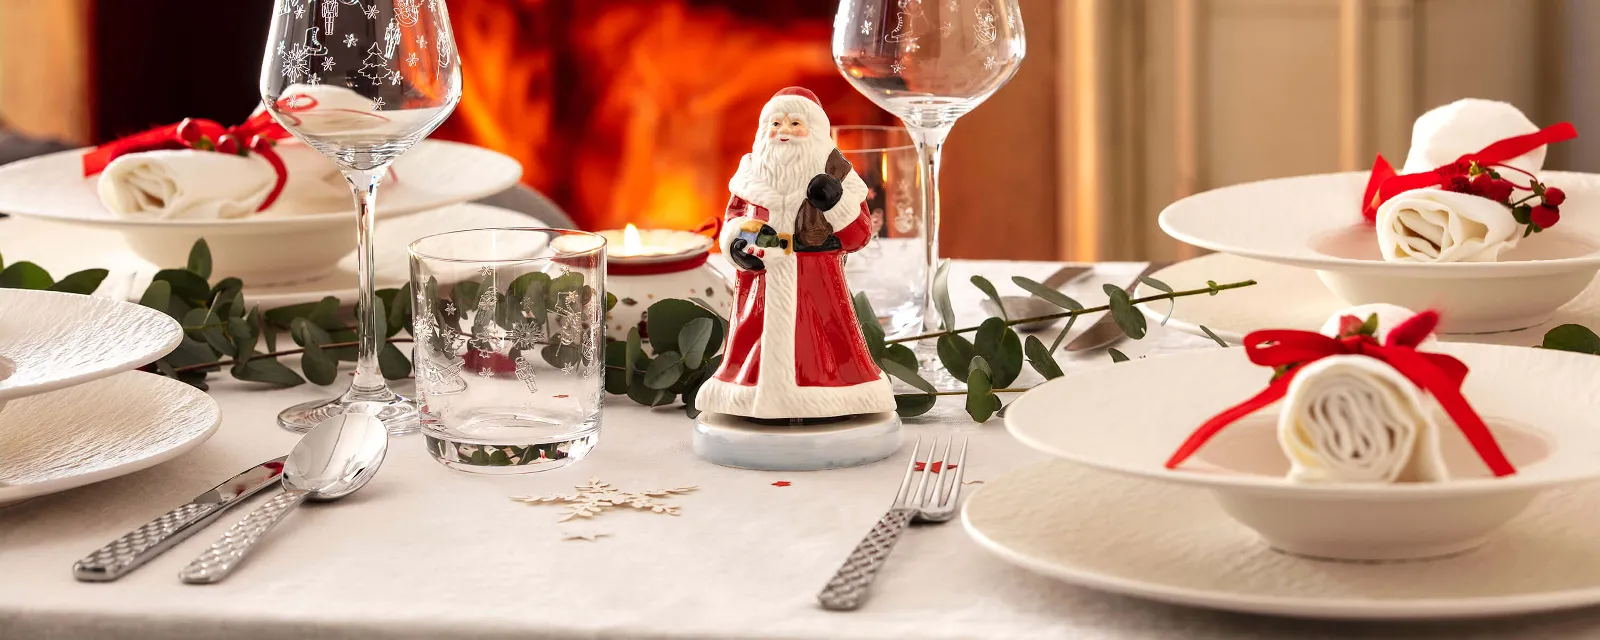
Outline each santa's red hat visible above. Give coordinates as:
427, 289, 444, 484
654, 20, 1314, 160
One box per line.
761, 86, 831, 133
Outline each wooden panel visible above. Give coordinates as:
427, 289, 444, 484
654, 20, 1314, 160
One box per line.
0, 0, 91, 144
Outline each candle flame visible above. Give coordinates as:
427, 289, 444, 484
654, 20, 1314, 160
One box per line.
623, 223, 645, 256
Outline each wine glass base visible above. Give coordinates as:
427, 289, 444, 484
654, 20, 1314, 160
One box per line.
914, 339, 967, 392
278, 389, 420, 436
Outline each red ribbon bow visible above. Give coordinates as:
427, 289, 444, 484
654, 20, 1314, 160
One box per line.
82, 109, 298, 213
1163, 310, 1516, 477
1361, 122, 1578, 224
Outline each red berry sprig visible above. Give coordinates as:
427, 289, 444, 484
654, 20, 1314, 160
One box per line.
1440, 161, 1566, 235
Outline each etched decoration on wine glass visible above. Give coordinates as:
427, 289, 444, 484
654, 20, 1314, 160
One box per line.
261, 0, 462, 434
833, 0, 1024, 389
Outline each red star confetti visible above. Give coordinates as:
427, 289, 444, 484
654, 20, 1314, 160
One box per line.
771, 481, 791, 487
914, 462, 957, 473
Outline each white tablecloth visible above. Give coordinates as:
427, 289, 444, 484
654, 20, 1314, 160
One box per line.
3, 250, 1599, 639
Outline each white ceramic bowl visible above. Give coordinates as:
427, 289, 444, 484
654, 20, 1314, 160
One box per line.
1160, 171, 1600, 333
0, 288, 183, 412
0, 140, 522, 284
1005, 342, 1600, 561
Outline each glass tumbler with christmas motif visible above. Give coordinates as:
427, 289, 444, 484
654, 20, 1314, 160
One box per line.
408, 228, 607, 474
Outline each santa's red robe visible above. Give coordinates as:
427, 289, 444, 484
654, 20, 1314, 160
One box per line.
695, 153, 895, 419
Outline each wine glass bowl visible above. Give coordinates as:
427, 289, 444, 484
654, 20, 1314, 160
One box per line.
262, 0, 463, 435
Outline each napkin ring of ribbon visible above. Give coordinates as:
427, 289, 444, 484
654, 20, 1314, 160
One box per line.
81, 97, 308, 212
1163, 310, 1516, 477
1361, 122, 1578, 224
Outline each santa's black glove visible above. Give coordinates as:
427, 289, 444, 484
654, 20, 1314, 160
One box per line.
806, 174, 844, 211
728, 239, 766, 272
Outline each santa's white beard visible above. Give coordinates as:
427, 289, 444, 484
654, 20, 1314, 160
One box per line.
752, 135, 834, 198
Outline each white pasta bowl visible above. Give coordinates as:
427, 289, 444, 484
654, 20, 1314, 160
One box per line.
1005, 343, 1600, 562
0, 140, 521, 284
1159, 171, 1600, 333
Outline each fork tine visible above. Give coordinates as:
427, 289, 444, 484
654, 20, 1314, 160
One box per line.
929, 437, 954, 508
911, 437, 938, 508
893, 438, 921, 507
944, 438, 969, 508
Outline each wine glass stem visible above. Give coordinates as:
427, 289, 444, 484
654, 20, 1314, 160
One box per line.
346, 167, 386, 394
907, 124, 952, 334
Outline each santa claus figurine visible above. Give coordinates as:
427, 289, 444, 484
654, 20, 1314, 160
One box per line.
692, 87, 900, 469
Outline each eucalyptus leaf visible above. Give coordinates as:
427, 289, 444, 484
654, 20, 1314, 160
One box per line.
1108, 348, 1130, 363
231, 358, 305, 387
879, 358, 936, 395
894, 393, 937, 418
1011, 276, 1083, 311
644, 352, 685, 389
187, 239, 212, 279
973, 317, 1023, 387
1023, 335, 1064, 380
153, 269, 211, 303
379, 342, 411, 379
883, 343, 918, 373
679, 317, 714, 369
48, 269, 108, 295
933, 259, 955, 331
936, 332, 976, 380
1103, 284, 1147, 340
0, 261, 52, 289
1199, 325, 1230, 347
969, 275, 1009, 321
1541, 324, 1600, 354
301, 342, 338, 385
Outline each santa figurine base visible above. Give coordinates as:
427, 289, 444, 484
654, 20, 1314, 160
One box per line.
692, 411, 902, 471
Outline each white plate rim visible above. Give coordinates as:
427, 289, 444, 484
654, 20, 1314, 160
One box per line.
0, 370, 219, 504
1004, 343, 1600, 500
0, 288, 182, 403
0, 139, 522, 229
1159, 170, 1600, 277
960, 461, 1600, 620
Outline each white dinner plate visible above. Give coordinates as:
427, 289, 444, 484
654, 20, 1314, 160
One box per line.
1159, 171, 1600, 333
0, 139, 521, 227
0, 288, 181, 406
0, 370, 219, 505
963, 460, 1600, 620
1133, 252, 1600, 346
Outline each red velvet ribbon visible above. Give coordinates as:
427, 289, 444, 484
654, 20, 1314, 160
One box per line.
81, 108, 299, 212
1163, 310, 1516, 477
609, 252, 711, 276
1361, 122, 1578, 224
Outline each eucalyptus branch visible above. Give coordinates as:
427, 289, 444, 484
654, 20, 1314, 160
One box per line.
171, 338, 414, 373
888, 278, 1258, 344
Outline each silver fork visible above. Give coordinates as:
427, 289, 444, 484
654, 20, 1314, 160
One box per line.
816, 437, 969, 611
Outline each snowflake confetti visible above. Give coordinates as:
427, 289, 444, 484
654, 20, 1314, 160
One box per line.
406, 52, 419, 67
371, 96, 385, 110
344, 33, 358, 47
321, 56, 336, 71
512, 478, 698, 522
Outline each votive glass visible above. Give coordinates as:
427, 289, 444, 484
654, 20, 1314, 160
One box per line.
833, 124, 924, 339
409, 228, 606, 474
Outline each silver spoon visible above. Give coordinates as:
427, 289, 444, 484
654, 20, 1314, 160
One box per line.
178, 413, 388, 584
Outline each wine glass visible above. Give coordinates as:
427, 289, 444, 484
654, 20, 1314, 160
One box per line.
261, 0, 462, 435
833, 0, 1024, 387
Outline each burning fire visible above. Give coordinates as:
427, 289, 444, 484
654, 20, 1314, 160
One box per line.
435, 1, 890, 233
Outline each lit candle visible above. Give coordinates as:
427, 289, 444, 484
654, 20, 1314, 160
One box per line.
599, 223, 731, 340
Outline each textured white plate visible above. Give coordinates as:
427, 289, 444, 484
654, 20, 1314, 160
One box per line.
0, 288, 181, 405
0, 370, 219, 505
1133, 253, 1600, 346
0, 139, 521, 228
963, 460, 1600, 619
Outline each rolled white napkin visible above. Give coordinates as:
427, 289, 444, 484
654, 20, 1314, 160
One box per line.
97, 144, 346, 220
1402, 98, 1544, 175
1374, 188, 1520, 263
1278, 355, 1449, 483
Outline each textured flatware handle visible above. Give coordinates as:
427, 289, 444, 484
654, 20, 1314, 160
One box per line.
179, 491, 307, 584
73, 502, 224, 582
817, 509, 916, 611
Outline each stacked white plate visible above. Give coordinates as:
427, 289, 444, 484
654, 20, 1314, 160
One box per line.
0, 288, 216, 505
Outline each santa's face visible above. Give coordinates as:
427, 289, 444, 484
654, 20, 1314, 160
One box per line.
766, 111, 810, 143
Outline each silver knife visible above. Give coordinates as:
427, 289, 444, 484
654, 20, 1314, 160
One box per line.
1065, 262, 1174, 352
72, 456, 287, 582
